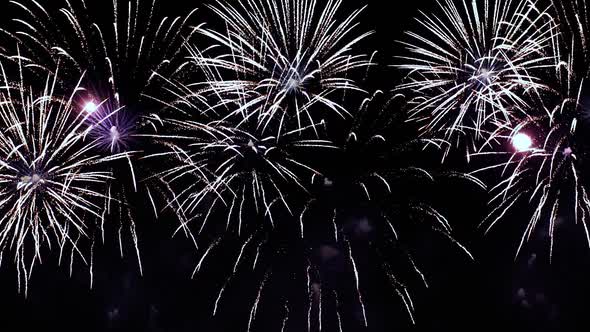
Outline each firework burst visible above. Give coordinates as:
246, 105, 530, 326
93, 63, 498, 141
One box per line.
476, 115, 588, 260
142, 66, 337, 329
172, 0, 374, 137
146, 106, 330, 237
464, 0, 590, 259
472, 31, 590, 258
0, 0, 200, 187
0, 63, 126, 293
139, 0, 370, 319
1, 0, 198, 110
151, 90, 483, 330
397, 0, 558, 158
0, 0, 201, 268
145, 21, 487, 319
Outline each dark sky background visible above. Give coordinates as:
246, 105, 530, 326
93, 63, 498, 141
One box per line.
1, 0, 590, 331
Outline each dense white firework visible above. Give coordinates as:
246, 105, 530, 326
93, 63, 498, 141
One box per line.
1, 0, 198, 110
174, 0, 374, 137
473, 45, 590, 258
397, 0, 558, 157
0, 0, 201, 268
0, 0, 199, 189
142, 80, 335, 330
0, 63, 126, 293
146, 112, 331, 236
159, 91, 482, 329
138, 0, 373, 320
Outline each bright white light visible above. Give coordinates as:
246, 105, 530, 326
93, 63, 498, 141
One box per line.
286, 78, 300, 91
84, 101, 99, 113
109, 126, 120, 141
512, 133, 533, 152
18, 173, 44, 190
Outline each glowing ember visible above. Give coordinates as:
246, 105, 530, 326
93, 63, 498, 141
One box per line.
84, 101, 99, 113
512, 133, 533, 152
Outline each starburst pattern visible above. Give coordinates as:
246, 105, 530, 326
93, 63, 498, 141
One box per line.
173, 0, 374, 137
474, 26, 590, 258
397, 0, 558, 157
0, 63, 125, 293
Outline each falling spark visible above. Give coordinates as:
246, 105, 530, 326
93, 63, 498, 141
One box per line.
247, 272, 269, 332
347, 242, 368, 327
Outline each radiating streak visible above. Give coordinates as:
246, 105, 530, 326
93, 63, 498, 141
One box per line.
347, 241, 367, 327
247, 272, 268, 332
397, 0, 559, 155
0, 60, 126, 292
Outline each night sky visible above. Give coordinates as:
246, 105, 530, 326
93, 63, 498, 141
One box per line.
0, 0, 590, 331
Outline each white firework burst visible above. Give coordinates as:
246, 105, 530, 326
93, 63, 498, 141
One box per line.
473, 47, 590, 259
0, 62, 126, 293
1, 0, 200, 154
397, 0, 559, 158
146, 114, 331, 237
169, 0, 374, 137
0, 0, 202, 269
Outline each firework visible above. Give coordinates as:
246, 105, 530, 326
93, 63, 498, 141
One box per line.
0, 0, 200, 189
0, 62, 126, 293
156, 90, 484, 329
0, 0, 201, 268
1, 0, 198, 111
397, 0, 558, 158
145, 107, 331, 235
172, 0, 374, 137
1, 0, 200, 159
142, 65, 337, 328
467, 0, 590, 258
140, 0, 362, 318
473, 39, 590, 259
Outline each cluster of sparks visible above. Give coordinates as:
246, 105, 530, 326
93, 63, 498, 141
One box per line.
398, 0, 590, 260
0, 0, 588, 329
0, 63, 128, 293
0, 0, 202, 276
398, 0, 558, 157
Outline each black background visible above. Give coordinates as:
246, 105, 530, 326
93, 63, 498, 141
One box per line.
1, 0, 590, 331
